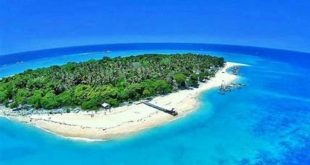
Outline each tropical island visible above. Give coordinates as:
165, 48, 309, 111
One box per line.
0, 54, 224, 110
0, 53, 246, 140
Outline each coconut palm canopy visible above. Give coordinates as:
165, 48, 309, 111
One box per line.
0, 53, 224, 110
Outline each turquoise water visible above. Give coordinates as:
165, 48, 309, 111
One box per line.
1, 44, 310, 164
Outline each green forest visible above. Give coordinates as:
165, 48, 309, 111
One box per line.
0, 53, 224, 110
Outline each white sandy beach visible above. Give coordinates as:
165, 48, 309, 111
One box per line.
0, 62, 247, 140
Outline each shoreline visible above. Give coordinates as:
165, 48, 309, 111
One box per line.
0, 62, 248, 141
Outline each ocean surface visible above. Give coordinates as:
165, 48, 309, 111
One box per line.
0, 43, 310, 165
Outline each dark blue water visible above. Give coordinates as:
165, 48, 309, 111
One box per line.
0, 43, 310, 165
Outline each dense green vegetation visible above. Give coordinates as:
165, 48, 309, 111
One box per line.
0, 54, 224, 110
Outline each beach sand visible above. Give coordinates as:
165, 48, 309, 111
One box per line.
0, 62, 247, 141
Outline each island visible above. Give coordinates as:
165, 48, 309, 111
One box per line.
0, 53, 246, 140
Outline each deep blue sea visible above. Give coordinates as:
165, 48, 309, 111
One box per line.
0, 43, 310, 165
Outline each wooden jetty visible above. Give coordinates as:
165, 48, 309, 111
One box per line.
143, 101, 178, 116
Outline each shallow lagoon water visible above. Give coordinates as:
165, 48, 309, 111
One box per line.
0, 44, 310, 165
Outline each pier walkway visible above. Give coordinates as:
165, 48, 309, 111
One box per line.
143, 101, 178, 116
